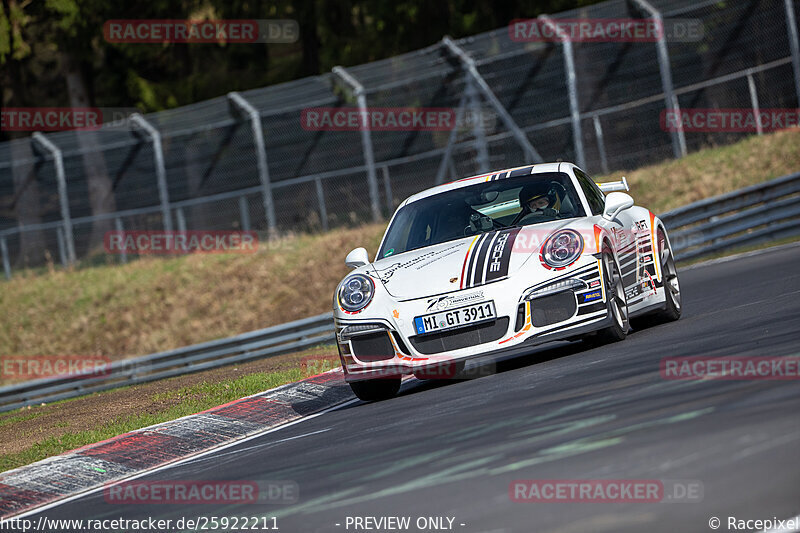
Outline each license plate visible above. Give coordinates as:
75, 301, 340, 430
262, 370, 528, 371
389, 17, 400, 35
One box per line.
414, 301, 497, 335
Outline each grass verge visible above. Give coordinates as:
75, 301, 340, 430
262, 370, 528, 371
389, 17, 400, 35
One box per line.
0, 346, 339, 473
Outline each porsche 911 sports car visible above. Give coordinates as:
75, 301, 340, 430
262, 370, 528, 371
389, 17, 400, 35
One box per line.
333, 162, 681, 401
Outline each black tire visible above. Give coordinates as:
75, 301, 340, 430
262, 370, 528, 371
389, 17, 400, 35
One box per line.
590, 248, 629, 344
651, 227, 682, 323
348, 377, 401, 401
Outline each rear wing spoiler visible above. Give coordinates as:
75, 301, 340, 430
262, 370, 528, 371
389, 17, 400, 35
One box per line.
596, 176, 629, 193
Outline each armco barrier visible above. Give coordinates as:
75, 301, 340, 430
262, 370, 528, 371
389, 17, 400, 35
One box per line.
663, 171, 800, 260
0, 313, 335, 413
1, 171, 798, 411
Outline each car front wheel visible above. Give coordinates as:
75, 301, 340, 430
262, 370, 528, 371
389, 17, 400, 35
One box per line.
589, 249, 629, 344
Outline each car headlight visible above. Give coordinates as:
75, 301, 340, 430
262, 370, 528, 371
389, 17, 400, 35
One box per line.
524, 278, 587, 300
337, 274, 375, 312
541, 230, 584, 268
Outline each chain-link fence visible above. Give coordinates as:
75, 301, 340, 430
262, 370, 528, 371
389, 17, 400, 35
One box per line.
1, 0, 798, 277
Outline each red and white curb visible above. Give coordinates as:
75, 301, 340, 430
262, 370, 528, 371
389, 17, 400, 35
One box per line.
0, 369, 354, 518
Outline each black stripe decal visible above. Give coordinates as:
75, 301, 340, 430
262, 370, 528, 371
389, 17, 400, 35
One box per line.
464, 233, 488, 288
485, 227, 521, 283
508, 166, 535, 178
618, 242, 636, 254
470, 231, 495, 287
479, 232, 502, 285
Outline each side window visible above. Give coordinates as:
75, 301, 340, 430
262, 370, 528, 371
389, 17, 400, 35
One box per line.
574, 169, 606, 216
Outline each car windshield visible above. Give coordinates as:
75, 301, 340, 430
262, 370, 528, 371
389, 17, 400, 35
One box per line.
378, 172, 586, 258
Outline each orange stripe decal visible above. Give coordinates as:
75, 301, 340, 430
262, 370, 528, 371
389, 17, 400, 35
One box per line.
649, 211, 661, 281
597, 258, 606, 302
459, 236, 479, 289
593, 224, 603, 255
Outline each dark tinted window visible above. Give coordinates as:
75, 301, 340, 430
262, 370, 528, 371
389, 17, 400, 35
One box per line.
574, 169, 606, 216
378, 172, 586, 258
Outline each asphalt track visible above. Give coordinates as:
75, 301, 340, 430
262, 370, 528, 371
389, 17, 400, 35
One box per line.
21, 245, 800, 533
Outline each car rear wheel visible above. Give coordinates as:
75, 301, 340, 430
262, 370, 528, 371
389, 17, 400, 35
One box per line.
588, 249, 629, 344
349, 377, 401, 401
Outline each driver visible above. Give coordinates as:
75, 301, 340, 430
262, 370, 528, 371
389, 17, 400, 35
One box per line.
515, 181, 562, 224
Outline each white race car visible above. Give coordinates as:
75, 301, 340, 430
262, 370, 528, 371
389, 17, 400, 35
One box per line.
333, 162, 681, 401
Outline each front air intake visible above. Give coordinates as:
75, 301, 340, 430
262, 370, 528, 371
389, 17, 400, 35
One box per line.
530, 292, 577, 327
350, 332, 396, 362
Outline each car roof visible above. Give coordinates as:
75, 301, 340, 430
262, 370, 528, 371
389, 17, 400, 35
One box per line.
401, 162, 575, 206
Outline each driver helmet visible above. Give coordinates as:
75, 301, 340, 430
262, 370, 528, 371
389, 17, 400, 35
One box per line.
519, 181, 562, 211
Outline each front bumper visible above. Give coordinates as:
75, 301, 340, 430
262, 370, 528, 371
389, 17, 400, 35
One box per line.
335, 257, 611, 381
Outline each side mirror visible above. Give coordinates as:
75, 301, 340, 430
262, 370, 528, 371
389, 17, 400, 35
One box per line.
603, 192, 634, 221
345, 247, 370, 269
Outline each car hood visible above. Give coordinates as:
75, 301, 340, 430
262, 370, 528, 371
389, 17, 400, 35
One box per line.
369, 220, 575, 300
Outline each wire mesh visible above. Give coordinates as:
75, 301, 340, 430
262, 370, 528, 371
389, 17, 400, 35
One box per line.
0, 0, 797, 275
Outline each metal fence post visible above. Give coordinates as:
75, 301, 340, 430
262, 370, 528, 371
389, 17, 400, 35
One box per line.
442, 36, 544, 164
746, 71, 763, 135
175, 207, 187, 234
381, 165, 393, 213
466, 75, 490, 173
539, 15, 585, 169
785, 0, 800, 104
56, 226, 67, 267
435, 89, 469, 184
633, 0, 687, 158
0, 236, 10, 280
332, 66, 382, 222
238, 195, 251, 231
227, 92, 277, 236
114, 217, 127, 264
314, 177, 329, 231
31, 132, 76, 264
129, 113, 173, 232
592, 115, 610, 174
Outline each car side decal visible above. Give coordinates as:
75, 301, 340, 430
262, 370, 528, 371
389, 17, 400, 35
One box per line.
459, 236, 480, 289
649, 211, 661, 282
461, 227, 521, 288
462, 232, 489, 289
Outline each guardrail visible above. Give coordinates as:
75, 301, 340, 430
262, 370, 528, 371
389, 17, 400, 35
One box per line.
662, 171, 800, 261
1, 171, 799, 412
0, 313, 335, 413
